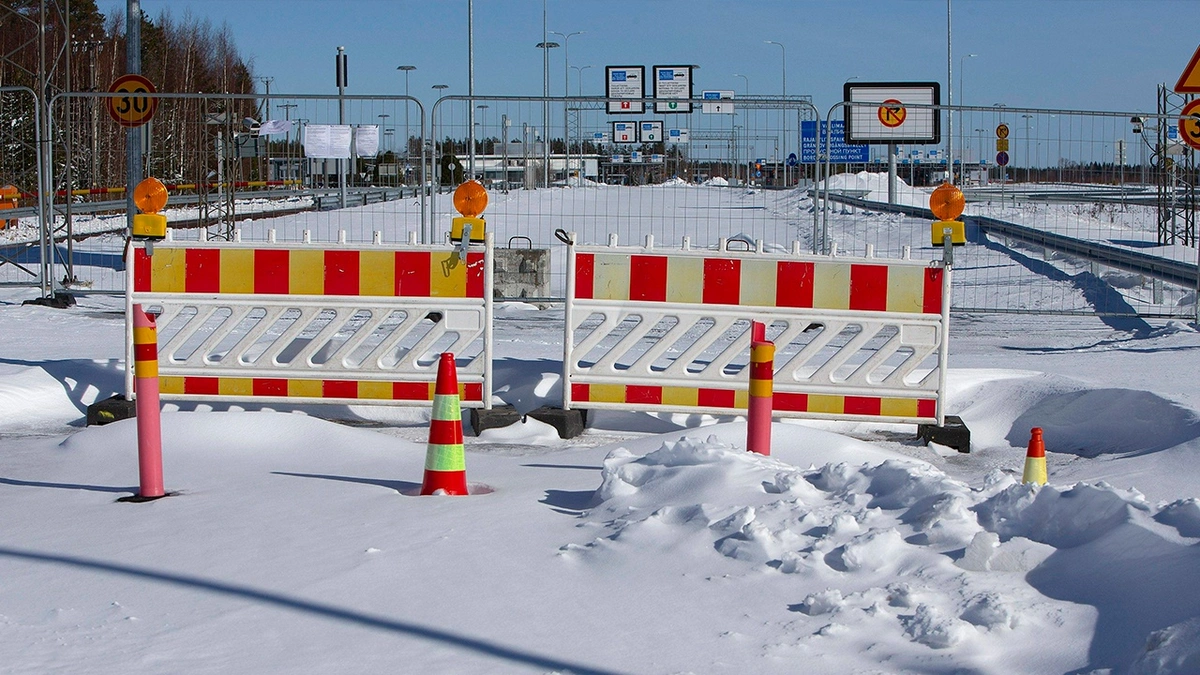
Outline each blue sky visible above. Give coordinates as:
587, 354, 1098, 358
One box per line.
106, 0, 1194, 114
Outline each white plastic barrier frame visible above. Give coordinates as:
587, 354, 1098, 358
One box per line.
125, 230, 494, 409
563, 233, 951, 426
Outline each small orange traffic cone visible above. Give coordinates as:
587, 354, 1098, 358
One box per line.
1021, 427, 1047, 485
420, 352, 469, 495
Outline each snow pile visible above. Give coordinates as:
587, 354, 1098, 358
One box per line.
564, 429, 1200, 672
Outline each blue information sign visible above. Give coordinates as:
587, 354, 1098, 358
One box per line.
801, 120, 870, 164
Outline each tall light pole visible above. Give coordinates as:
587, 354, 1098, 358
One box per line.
571, 64, 593, 166
551, 31, 584, 184
733, 73, 749, 97
536, 40, 560, 187
765, 41, 788, 185
946, 0, 953, 186
957, 53, 976, 183
468, 0, 477, 181
397, 65, 416, 159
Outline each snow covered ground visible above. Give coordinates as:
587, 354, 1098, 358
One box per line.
2, 179, 1200, 674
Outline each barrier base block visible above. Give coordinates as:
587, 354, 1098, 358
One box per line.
117, 492, 176, 503
918, 415, 971, 453
469, 404, 522, 435
527, 406, 587, 439
22, 291, 76, 309
87, 394, 137, 426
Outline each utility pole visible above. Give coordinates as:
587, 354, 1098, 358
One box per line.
126, 0, 143, 236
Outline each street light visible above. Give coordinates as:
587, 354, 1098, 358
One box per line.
397, 65, 416, 158
535, 41, 560, 186
551, 31, 584, 184
957, 53, 977, 183
571, 65, 594, 164
765, 40, 788, 185
733, 73, 749, 97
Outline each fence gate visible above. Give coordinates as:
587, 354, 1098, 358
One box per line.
127, 230, 493, 409
563, 234, 950, 426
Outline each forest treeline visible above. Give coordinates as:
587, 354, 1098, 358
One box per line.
1, 0, 258, 191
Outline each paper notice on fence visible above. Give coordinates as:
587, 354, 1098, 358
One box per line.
305, 124, 352, 158
355, 125, 379, 156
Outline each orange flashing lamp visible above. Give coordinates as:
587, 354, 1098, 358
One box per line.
132, 177, 168, 239
929, 182, 965, 246
450, 180, 487, 243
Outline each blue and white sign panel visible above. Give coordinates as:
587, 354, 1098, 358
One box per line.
801, 120, 870, 164
612, 121, 637, 144
606, 66, 645, 114
653, 65, 693, 113
667, 128, 690, 144
639, 121, 663, 143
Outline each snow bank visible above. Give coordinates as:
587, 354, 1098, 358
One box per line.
564, 429, 1200, 672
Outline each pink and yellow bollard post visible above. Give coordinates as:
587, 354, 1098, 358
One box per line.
747, 321, 774, 456
132, 304, 165, 499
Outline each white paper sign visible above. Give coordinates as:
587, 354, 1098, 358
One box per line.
355, 125, 380, 156
304, 124, 353, 158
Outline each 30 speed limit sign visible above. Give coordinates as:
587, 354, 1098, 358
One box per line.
107, 74, 158, 128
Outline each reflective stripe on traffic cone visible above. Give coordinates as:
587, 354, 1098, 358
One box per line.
420, 352, 468, 495
1022, 427, 1047, 485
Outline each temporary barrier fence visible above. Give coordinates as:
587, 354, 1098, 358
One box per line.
562, 233, 950, 426
42, 91, 426, 295
126, 229, 493, 410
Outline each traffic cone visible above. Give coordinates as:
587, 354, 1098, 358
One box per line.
420, 352, 469, 495
1021, 427, 1047, 485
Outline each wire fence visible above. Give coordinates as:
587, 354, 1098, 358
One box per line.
3, 90, 1196, 321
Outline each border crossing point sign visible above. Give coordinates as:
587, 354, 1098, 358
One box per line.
801, 120, 869, 164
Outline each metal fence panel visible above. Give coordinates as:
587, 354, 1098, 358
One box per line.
0, 85, 45, 290
820, 101, 1197, 320
43, 92, 426, 295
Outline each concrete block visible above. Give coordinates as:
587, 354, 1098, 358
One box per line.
918, 415, 971, 453
468, 404, 521, 435
87, 395, 136, 426
526, 406, 587, 439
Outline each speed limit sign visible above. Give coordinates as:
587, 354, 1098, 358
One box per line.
107, 74, 158, 128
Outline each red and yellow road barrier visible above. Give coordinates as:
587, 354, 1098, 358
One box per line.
747, 321, 774, 456
133, 304, 165, 499
420, 352, 469, 496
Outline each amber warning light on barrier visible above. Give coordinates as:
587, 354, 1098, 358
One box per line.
450, 180, 487, 243
132, 177, 168, 239
929, 182, 965, 247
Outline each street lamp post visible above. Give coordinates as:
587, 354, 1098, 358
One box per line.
957, 53, 976, 183
765, 41, 788, 185
551, 31, 584, 185
535, 40, 560, 187
733, 73, 749, 98
571, 64, 593, 166
397, 65, 416, 160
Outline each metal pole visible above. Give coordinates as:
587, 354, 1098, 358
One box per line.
337, 46, 347, 208
888, 142, 897, 205
126, 0, 143, 238
946, 0, 953, 185
398, 65, 415, 174
766, 41, 787, 185
543, 1, 550, 188
468, 0, 475, 181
